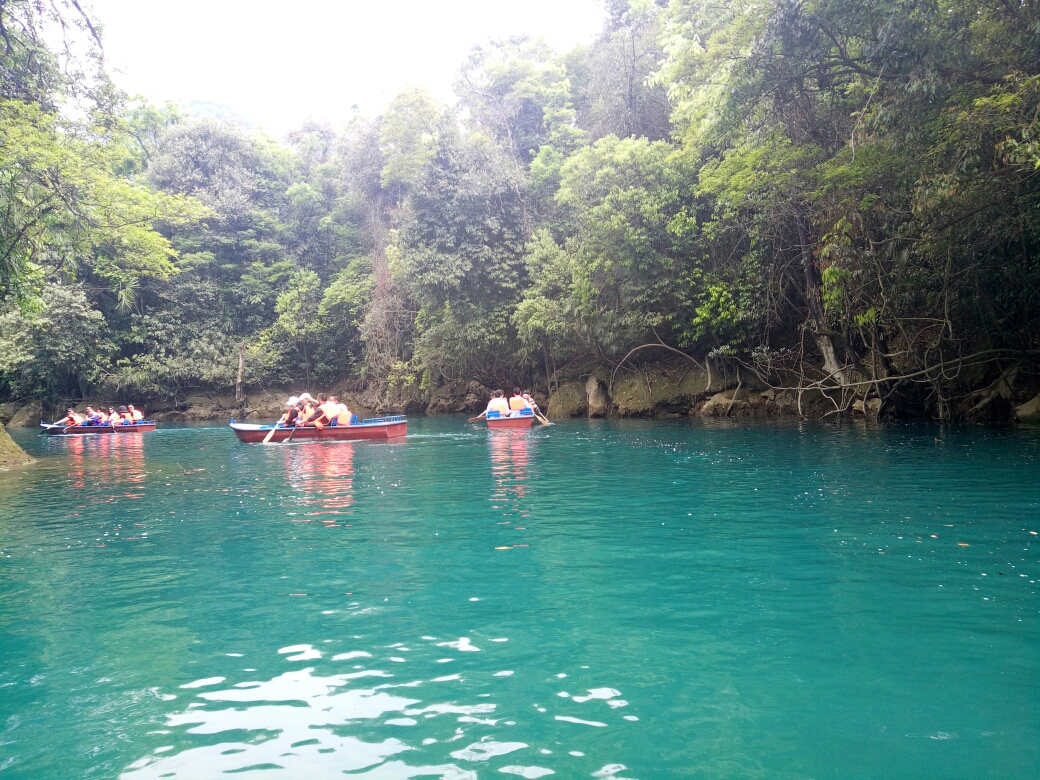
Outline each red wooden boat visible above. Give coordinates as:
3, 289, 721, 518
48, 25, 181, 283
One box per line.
229, 415, 407, 443
40, 420, 156, 435
486, 411, 534, 429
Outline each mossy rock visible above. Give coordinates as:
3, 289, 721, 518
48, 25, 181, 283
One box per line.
426, 380, 491, 415
547, 381, 587, 418
611, 362, 723, 416
7, 400, 42, 427
0, 425, 33, 468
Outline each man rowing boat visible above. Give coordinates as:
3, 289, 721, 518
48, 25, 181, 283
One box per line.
277, 393, 353, 429
49, 404, 147, 426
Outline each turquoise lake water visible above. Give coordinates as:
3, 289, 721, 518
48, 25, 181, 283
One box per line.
0, 417, 1037, 779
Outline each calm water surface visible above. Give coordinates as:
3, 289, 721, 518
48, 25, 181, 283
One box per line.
0, 418, 1037, 779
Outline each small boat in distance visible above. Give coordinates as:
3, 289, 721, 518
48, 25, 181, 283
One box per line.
229, 415, 407, 443
40, 420, 156, 435
485, 410, 534, 429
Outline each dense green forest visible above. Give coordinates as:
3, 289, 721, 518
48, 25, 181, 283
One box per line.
1, 0, 1038, 418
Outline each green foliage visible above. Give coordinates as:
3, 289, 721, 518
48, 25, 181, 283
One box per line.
379, 88, 441, 189
0, 99, 208, 300
3, 0, 1039, 416
0, 283, 109, 398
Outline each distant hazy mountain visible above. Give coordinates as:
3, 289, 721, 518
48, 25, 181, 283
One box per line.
180, 100, 254, 129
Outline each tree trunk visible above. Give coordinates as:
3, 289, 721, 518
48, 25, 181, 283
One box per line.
236, 343, 245, 403
797, 217, 846, 383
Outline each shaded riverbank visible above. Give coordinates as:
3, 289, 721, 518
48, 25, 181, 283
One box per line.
5, 358, 1040, 430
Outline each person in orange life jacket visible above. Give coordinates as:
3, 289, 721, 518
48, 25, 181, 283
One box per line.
310, 393, 346, 426
294, 400, 312, 424
296, 393, 317, 423
508, 387, 530, 415
128, 404, 144, 421
278, 396, 303, 427
115, 405, 133, 423
54, 408, 83, 425
302, 393, 332, 428
329, 394, 351, 425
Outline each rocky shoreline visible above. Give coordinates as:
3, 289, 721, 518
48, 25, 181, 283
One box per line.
4, 358, 1040, 428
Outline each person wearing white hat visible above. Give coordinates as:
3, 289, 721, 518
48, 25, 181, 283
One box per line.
278, 396, 303, 428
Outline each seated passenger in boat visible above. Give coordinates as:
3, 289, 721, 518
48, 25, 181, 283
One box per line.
302, 393, 332, 428
54, 408, 84, 426
328, 395, 351, 425
295, 393, 316, 424
83, 406, 102, 425
309, 394, 346, 427
509, 387, 530, 416
114, 405, 133, 424
278, 396, 303, 427
479, 390, 511, 419
128, 404, 144, 421
522, 391, 541, 416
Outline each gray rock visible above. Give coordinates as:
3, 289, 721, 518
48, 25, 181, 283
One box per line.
586, 376, 610, 418
426, 380, 491, 415
547, 381, 587, 418
1014, 392, 1040, 422
8, 400, 42, 427
699, 389, 751, 416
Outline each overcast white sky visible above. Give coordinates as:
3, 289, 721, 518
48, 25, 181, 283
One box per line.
87, 0, 606, 137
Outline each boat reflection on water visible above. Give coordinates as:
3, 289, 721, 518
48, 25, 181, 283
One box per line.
63, 433, 147, 496
489, 429, 532, 525
282, 443, 355, 526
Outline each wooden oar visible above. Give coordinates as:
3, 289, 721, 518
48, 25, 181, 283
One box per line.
283, 424, 299, 444
533, 411, 553, 426
467, 413, 487, 424
262, 422, 280, 444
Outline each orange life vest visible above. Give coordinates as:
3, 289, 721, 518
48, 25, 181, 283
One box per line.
131, 409, 143, 421
334, 403, 351, 425
488, 398, 510, 415
301, 403, 325, 428
509, 396, 527, 411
